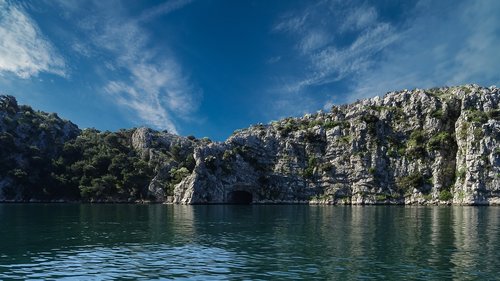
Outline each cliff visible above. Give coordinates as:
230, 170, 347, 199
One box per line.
174, 84, 499, 205
0, 84, 498, 204
0, 95, 80, 200
0, 95, 199, 202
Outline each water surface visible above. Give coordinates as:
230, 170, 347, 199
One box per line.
1, 204, 499, 280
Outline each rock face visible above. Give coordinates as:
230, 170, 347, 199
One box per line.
174, 85, 499, 205
0, 85, 498, 204
130, 127, 198, 201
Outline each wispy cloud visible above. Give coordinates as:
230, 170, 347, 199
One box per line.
56, 0, 198, 134
299, 30, 329, 53
273, 1, 398, 93
339, 5, 377, 32
271, 0, 500, 113
138, 0, 193, 22
273, 10, 309, 33
104, 81, 177, 131
0, 0, 66, 78
347, 0, 500, 102
311, 23, 397, 83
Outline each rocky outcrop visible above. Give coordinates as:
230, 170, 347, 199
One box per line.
131, 127, 198, 201
0, 95, 80, 201
174, 85, 499, 205
1, 85, 498, 205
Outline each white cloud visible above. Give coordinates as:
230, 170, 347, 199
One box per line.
272, 0, 500, 114
0, 0, 66, 78
139, 0, 193, 22
346, 0, 500, 102
273, 12, 309, 33
299, 30, 330, 53
274, 1, 398, 94
58, 0, 198, 133
340, 5, 378, 32
312, 23, 397, 80
71, 42, 93, 57
104, 81, 177, 133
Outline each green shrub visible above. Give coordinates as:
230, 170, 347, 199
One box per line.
320, 162, 334, 172
169, 167, 190, 184
324, 120, 349, 129
458, 122, 469, 139
409, 130, 425, 144
387, 149, 398, 157
303, 168, 314, 179
473, 127, 484, 139
431, 109, 444, 119
423, 194, 433, 201
340, 135, 352, 144
303, 156, 317, 179
467, 109, 488, 124
396, 172, 425, 194
438, 190, 453, 201
406, 130, 426, 158
427, 132, 453, 150
460, 86, 472, 94
279, 122, 298, 137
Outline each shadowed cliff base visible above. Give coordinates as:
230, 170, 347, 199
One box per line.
228, 191, 253, 204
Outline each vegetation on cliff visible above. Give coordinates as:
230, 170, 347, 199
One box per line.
0, 96, 195, 202
1, 84, 499, 204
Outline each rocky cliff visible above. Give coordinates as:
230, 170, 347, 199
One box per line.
1, 84, 499, 204
0, 95, 198, 202
0, 95, 80, 200
173, 85, 499, 205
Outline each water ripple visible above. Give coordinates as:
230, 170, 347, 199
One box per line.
0, 205, 499, 280
1, 244, 246, 280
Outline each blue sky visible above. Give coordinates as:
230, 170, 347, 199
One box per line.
0, 0, 499, 140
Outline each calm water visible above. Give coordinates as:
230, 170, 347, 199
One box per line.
0, 205, 499, 280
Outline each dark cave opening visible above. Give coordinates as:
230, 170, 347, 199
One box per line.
228, 190, 253, 204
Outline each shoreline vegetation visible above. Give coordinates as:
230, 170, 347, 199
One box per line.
1, 84, 499, 205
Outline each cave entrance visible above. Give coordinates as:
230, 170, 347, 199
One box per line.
228, 190, 253, 204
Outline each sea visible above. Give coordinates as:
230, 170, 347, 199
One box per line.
1, 204, 499, 280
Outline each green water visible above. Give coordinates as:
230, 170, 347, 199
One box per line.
0, 205, 499, 280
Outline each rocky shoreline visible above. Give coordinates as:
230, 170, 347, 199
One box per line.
1, 84, 499, 205
1, 199, 499, 205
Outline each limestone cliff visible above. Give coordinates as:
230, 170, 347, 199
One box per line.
0, 84, 498, 204
173, 85, 499, 205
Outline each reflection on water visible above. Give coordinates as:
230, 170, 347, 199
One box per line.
0, 204, 499, 280
1, 244, 242, 280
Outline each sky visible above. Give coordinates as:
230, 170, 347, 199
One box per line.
0, 0, 499, 141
